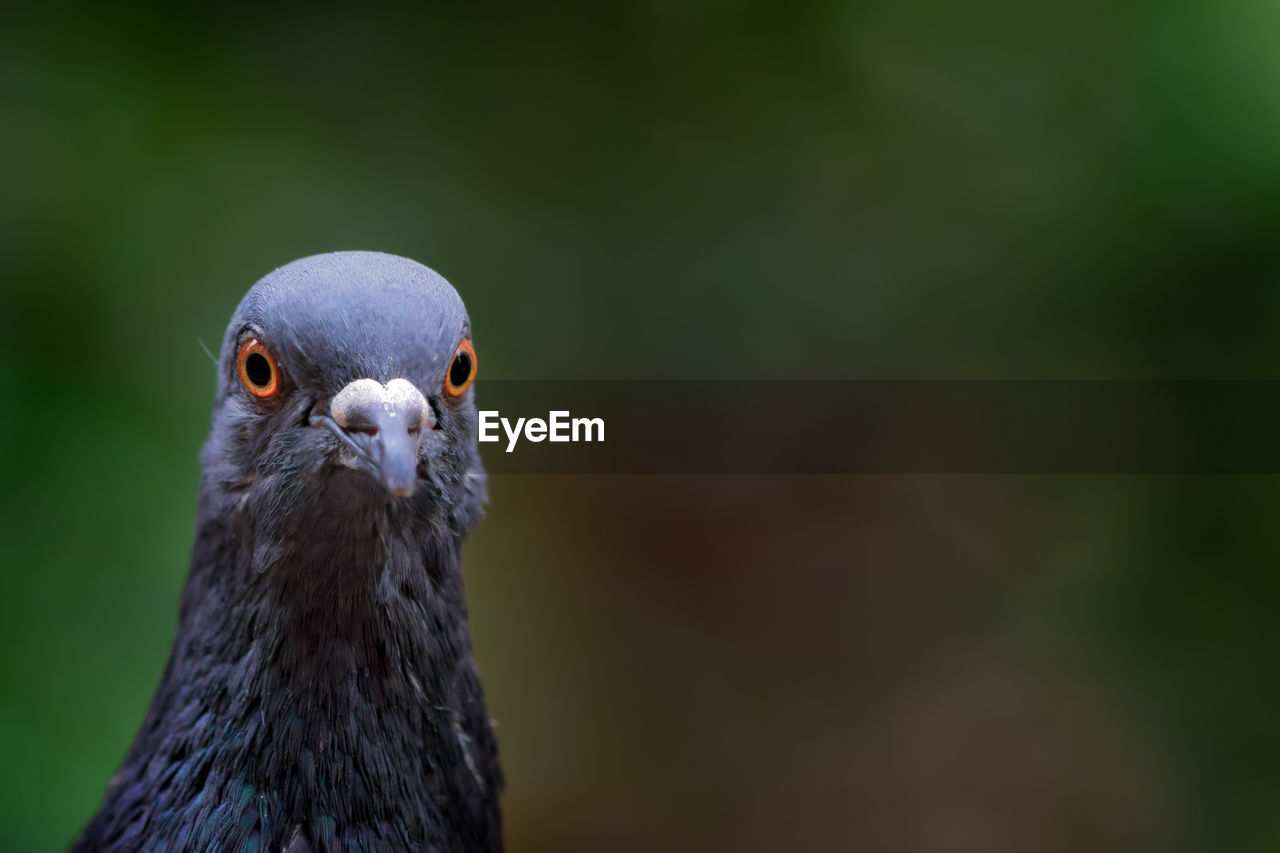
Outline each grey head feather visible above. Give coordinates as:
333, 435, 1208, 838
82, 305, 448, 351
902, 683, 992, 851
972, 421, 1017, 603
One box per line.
221, 251, 470, 397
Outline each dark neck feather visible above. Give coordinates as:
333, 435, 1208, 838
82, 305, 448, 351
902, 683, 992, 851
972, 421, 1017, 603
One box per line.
75, 469, 502, 853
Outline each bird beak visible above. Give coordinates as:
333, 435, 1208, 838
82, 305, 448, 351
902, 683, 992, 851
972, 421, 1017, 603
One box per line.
311, 378, 434, 498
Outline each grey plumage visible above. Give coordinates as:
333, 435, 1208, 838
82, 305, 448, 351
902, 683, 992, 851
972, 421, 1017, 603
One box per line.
72, 252, 502, 852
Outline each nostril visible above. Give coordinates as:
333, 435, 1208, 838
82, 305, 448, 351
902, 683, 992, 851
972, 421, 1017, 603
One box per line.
333, 410, 379, 436
329, 379, 432, 439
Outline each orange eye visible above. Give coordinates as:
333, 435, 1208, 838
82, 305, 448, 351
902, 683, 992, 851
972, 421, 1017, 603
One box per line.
237, 338, 280, 398
445, 338, 477, 397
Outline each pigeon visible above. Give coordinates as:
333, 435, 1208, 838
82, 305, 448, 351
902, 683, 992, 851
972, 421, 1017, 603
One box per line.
71, 252, 503, 852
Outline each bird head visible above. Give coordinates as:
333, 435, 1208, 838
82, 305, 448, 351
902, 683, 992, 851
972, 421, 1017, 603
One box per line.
201, 251, 486, 565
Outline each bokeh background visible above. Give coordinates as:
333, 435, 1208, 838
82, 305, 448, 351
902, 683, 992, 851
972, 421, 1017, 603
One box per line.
3, 2, 1280, 851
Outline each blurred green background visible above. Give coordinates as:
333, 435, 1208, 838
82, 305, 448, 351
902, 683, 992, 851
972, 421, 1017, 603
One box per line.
3, 2, 1280, 851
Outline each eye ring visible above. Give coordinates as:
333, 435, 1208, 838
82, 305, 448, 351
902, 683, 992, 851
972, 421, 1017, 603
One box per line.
237, 338, 280, 399
445, 338, 477, 398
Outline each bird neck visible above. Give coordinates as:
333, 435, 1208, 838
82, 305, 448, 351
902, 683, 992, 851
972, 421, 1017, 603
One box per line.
188, 471, 472, 706
115, 471, 501, 847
